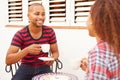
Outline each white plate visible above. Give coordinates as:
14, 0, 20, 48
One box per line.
38, 57, 54, 61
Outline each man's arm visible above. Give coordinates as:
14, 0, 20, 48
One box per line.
6, 44, 42, 65
50, 43, 59, 60
5, 45, 28, 65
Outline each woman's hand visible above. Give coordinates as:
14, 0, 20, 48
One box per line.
80, 58, 88, 72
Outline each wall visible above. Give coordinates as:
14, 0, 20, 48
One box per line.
0, 1, 97, 80
0, 0, 10, 80
54, 29, 96, 79
0, 0, 8, 29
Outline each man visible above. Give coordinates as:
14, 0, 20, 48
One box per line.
80, 0, 120, 79
5, 3, 59, 80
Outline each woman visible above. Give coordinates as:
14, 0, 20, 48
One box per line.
80, 0, 120, 79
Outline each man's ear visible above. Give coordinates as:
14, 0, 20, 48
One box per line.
27, 13, 30, 21
27, 13, 29, 18
27, 13, 30, 23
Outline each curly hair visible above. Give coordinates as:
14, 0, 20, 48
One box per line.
91, 0, 120, 55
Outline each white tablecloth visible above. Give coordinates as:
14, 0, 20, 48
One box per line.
32, 72, 78, 80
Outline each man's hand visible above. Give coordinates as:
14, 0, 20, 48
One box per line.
44, 60, 54, 66
24, 44, 41, 55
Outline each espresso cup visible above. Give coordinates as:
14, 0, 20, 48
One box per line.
41, 44, 50, 53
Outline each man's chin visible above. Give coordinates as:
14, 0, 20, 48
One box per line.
36, 24, 43, 28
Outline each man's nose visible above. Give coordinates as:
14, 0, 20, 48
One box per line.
38, 14, 43, 19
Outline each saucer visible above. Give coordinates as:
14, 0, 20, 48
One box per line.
38, 57, 54, 61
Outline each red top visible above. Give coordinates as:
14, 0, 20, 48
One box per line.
11, 25, 57, 66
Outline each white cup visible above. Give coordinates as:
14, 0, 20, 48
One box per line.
41, 44, 50, 53
70, 59, 81, 70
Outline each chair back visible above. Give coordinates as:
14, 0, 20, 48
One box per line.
5, 51, 63, 77
5, 62, 20, 77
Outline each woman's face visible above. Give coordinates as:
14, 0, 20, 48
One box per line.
87, 14, 96, 37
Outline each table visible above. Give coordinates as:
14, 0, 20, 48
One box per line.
32, 72, 78, 80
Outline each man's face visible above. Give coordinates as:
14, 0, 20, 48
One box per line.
87, 15, 95, 37
28, 5, 45, 27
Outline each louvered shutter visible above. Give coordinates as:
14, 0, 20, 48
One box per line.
8, 0, 23, 22
48, 0, 68, 26
73, 0, 94, 26
28, 0, 42, 5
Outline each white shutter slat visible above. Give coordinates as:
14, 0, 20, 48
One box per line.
49, 0, 65, 3
50, 17, 66, 22
75, 7, 91, 11
9, 14, 22, 17
76, 17, 88, 22
28, 0, 42, 5
28, 0, 42, 2
75, 1, 94, 6
29, 1, 42, 5
9, 11, 22, 14
50, 9, 65, 12
50, 14, 65, 16
9, 6, 22, 10
75, 12, 89, 16
8, 3, 22, 6
50, 4, 65, 7
9, 18, 23, 21
9, 0, 22, 2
